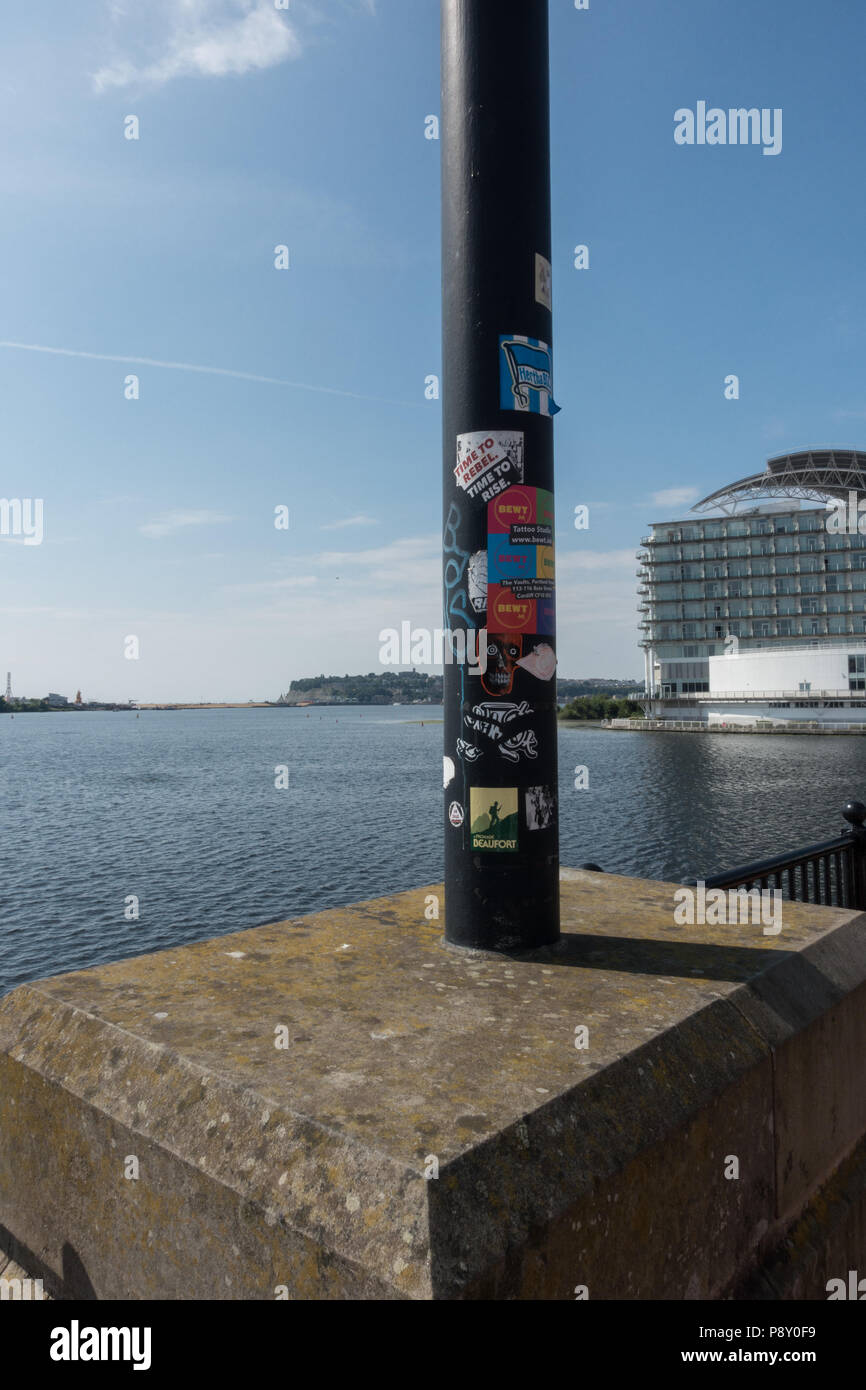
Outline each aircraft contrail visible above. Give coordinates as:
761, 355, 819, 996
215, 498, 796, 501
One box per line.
0, 340, 422, 408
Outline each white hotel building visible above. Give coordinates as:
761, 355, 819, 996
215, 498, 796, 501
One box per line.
638, 449, 866, 726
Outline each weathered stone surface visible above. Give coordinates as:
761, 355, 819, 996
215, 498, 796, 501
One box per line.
733, 1130, 866, 1300
1, 871, 865, 1299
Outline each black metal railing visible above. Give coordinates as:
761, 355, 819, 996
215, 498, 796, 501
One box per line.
580, 799, 866, 911
691, 800, 866, 910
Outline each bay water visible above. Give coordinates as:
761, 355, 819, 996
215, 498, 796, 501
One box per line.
2, 706, 865, 995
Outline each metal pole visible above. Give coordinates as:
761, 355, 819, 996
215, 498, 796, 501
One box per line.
441, 0, 560, 951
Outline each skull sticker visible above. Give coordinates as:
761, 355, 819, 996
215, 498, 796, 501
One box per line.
481, 635, 523, 697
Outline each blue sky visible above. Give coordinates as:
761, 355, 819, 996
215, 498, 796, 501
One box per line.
2, 0, 866, 700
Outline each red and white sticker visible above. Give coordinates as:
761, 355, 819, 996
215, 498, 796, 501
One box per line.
448, 801, 465, 828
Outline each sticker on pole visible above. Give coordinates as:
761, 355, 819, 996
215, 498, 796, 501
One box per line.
448, 801, 465, 828
535, 254, 552, 310
455, 431, 524, 501
486, 485, 555, 634
499, 336, 560, 416
526, 786, 557, 831
470, 787, 519, 853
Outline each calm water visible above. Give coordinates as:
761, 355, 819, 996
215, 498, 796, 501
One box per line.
3, 706, 866, 996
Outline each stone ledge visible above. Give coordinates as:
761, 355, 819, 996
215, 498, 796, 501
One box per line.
1, 872, 865, 1299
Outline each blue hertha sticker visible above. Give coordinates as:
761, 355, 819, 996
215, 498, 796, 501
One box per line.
499, 335, 561, 416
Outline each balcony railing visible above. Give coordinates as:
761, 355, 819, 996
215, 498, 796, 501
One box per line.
649, 689, 866, 702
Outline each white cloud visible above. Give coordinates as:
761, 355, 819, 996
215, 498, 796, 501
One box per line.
320, 515, 379, 531
557, 549, 637, 575
140, 509, 234, 539
218, 534, 441, 643
648, 486, 700, 509
313, 535, 440, 591
93, 0, 301, 92
2, 526, 645, 697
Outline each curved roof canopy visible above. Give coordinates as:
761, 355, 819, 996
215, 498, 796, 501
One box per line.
692, 448, 866, 515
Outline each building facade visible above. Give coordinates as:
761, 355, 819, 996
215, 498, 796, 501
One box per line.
638, 449, 866, 725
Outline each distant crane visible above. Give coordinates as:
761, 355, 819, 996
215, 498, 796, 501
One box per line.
4, 672, 12, 701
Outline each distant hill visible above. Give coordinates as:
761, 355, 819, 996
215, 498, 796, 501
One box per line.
556, 679, 644, 701
277, 672, 644, 707
277, 672, 443, 706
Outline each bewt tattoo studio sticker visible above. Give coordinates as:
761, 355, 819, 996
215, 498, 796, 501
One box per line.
487, 486, 555, 635
470, 787, 519, 853
499, 335, 560, 415
455, 431, 524, 502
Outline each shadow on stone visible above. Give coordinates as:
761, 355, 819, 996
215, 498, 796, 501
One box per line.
0, 1226, 97, 1300
61, 1242, 98, 1300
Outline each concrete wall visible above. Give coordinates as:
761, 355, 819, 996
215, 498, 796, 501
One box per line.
2, 875, 866, 1300
709, 647, 853, 695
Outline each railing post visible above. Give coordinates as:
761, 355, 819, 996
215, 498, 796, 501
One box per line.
842, 800, 866, 909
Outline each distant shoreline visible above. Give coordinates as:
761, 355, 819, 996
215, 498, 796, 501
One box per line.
136, 703, 277, 711
138, 702, 446, 711
2, 702, 449, 713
